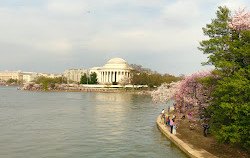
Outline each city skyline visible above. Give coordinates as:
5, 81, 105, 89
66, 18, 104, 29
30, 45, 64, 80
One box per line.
0, 0, 249, 76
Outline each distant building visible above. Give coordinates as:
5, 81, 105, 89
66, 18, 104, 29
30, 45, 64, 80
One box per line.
89, 58, 131, 84
0, 70, 24, 81
0, 57, 131, 84
22, 72, 38, 82
0, 71, 63, 83
0, 71, 38, 82
63, 69, 87, 83
38, 73, 62, 79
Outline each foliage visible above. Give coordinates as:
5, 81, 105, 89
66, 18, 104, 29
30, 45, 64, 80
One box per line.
119, 76, 130, 86
6, 78, 23, 84
207, 70, 250, 147
151, 81, 180, 104
152, 6, 250, 147
152, 70, 213, 118
80, 73, 88, 84
130, 64, 155, 74
130, 64, 181, 87
199, 6, 250, 147
89, 72, 98, 84
80, 72, 98, 84
228, 7, 250, 32
198, 6, 232, 68
32, 76, 67, 90
174, 71, 213, 115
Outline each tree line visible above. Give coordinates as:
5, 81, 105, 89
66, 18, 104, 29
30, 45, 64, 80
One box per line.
152, 6, 249, 148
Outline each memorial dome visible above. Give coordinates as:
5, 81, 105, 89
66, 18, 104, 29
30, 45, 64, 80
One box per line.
103, 58, 131, 69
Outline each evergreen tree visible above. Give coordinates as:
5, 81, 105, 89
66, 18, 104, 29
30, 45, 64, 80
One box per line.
199, 6, 250, 147
80, 73, 88, 84
89, 72, 98, 84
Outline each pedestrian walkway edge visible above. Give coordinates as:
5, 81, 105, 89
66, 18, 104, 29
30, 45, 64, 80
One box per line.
157, 115, 217, 158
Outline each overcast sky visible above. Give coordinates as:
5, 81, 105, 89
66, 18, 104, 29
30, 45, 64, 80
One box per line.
0, 0, 249, 76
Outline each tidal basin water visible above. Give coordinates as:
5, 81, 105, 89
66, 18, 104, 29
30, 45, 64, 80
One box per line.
0, 86, 187, 158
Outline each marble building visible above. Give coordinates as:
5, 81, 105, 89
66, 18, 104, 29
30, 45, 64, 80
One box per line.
89, 58, 131, 84
63, 69, 86, 83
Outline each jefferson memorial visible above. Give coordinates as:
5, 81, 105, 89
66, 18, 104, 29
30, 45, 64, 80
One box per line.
89, 58, 131, 84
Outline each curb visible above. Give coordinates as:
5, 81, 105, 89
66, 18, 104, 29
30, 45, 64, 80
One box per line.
157, 115, 217, 158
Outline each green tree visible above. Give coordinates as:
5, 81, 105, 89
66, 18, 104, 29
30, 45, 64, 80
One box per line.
6, 78, 21, 84
32, 76, 67, 90
199, 6, 250, 147
130, 64, 181, 88
80, 73, 88, 84
89, 72, 98, 84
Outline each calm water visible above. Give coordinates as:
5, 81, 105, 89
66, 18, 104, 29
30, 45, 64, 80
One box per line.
0, 86, 187, 158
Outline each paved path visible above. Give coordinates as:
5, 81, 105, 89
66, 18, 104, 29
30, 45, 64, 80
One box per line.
157, 115, 217, 158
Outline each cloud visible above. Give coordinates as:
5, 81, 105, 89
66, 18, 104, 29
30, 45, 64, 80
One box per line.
0, 0, 249, 75
218, 0, 249, 11
161, 0, 201, 27
35, 39, 73, 54
47, 0, 88, 16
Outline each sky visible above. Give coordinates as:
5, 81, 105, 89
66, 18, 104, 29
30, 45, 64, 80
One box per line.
0, 0, 249, 76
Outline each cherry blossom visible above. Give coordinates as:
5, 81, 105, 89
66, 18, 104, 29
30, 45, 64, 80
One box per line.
228, 7, 250, 32
152, 70, 214, 120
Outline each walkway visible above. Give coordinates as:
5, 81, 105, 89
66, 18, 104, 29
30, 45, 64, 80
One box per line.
157, 115, 217, 158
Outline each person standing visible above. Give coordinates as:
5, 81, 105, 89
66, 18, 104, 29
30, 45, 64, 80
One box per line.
161, 109, 165, 114
166, 116, 170, 126
170, 119, 174, 133
161, 109, 165, 124
173, 123, 176, 135
203, 122, 209, 137
168, 106, 170, 114
162, 113, 165, 124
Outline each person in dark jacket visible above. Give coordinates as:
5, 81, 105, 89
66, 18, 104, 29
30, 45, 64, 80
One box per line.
203, 122, 209, 137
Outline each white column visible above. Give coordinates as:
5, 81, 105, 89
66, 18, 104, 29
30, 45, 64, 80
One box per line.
101, 71, 102, 83
118, 71, 120, 82
108, 71, 111, 82
107, 71, 109, 83
116, 71, 118, 82
106, 71, 108, 83
110, 71, 112, 82
103, 71, 105, 83
102, 71, 104, 83
104, 71, 107, 83
117, 72, 119, 82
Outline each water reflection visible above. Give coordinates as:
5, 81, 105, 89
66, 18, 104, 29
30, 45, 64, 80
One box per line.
89, 93, 132, 103
0, 86, 187, 158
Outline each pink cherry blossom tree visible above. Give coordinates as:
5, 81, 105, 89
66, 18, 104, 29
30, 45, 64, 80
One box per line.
151, 81, 180, 104
228, 7, 250, 32
174, 70, 214, 119
152, 70, 214, 120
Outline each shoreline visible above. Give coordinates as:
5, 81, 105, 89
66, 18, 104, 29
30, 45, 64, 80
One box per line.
20, 88, 152, 95
157, 115, 217, 158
